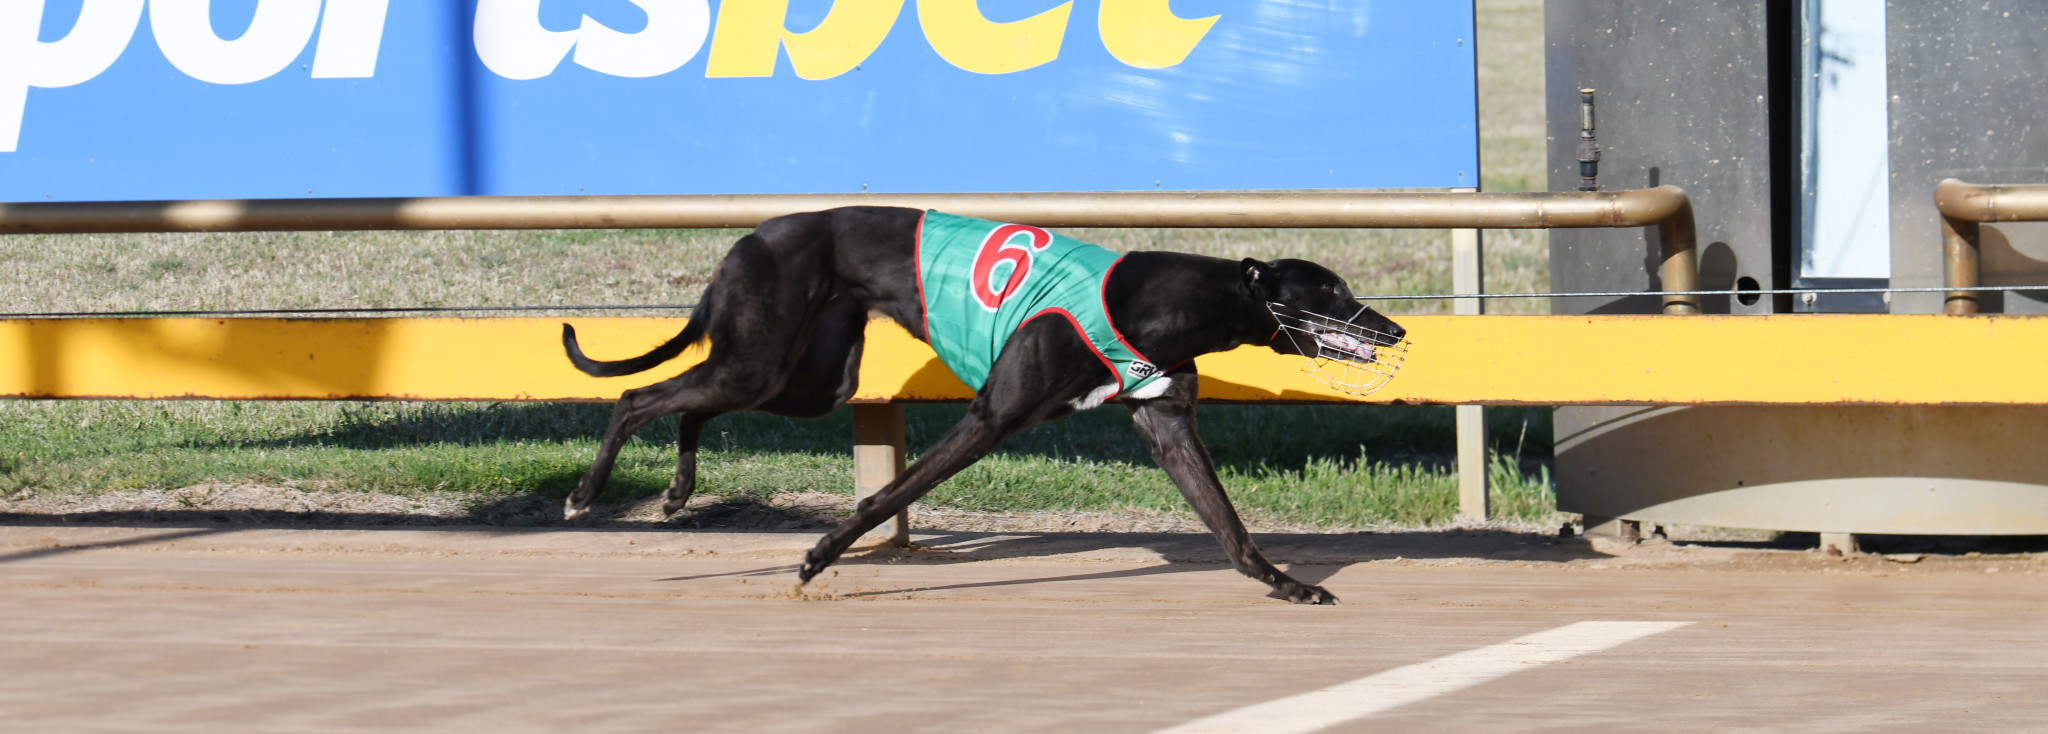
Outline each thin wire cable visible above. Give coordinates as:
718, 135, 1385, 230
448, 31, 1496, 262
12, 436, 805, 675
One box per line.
1353, 284, 2048, 302
0, 304, 694, 319
3, 284, 2046, 319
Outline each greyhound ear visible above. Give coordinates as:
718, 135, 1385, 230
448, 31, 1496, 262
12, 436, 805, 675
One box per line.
1240, 259, 1274, 298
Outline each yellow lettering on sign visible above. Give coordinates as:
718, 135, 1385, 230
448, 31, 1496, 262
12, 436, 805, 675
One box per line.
705, 0, 905, 80
917, 0, 1072, 75
1098, 0, 1218, 69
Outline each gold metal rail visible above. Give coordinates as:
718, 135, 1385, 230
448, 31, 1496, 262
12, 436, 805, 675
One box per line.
1935, 179, 2048, 315
0, 187, 1702, 315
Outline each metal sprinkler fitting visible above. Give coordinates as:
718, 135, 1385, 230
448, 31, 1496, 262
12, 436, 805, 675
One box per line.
1577, 88, 1601, 192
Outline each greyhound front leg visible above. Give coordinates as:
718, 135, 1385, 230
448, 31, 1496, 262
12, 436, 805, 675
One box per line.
797, 413, 1004, 583
797, 317, 1112, 585
1125, 374, 1337, 604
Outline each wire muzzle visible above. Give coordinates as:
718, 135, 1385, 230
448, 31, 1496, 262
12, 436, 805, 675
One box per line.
1267, 303, 1410, 396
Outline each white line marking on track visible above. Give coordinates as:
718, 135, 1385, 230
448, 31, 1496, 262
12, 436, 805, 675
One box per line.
1155, 620, 1693, 734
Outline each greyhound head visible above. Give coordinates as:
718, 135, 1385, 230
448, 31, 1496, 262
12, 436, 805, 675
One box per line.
1241, 258, 1410, 395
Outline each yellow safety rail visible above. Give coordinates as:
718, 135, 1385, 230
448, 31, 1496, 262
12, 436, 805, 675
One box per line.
4, 314, 2045, 405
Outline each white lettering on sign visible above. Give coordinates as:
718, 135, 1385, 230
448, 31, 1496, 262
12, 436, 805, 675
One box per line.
473, 0, 577, 80
0, 0, 1223, 154
152, 0, 323, 85
573, 0, 710, 77
0, 0, 146, 153
475, 0, 710, 81
311, 0, 392, 78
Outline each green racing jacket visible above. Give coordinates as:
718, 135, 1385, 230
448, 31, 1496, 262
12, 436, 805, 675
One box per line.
915, 210, 1165, 396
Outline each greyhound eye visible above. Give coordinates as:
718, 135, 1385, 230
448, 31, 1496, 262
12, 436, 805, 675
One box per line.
1320, 284, 1339, 295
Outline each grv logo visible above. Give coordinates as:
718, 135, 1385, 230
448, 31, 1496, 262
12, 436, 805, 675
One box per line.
1, 0, 1222, 153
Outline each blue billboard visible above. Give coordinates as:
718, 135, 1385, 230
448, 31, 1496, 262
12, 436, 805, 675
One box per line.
2, 1, 1478, 201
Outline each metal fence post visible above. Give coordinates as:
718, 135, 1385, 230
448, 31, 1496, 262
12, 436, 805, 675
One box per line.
1452, 188, 1489, 522
852, 403, 911, 546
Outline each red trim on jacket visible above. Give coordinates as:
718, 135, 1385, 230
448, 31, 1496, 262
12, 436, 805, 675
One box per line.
1100, 255, 1192, 379
1024, 307, 1124, 392
912, 210, 932, 342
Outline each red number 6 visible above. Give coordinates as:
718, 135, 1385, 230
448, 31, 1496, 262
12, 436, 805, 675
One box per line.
970, 224, 1053, 312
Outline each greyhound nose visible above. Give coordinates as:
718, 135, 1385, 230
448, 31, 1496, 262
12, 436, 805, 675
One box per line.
1386, 323, 1407, 341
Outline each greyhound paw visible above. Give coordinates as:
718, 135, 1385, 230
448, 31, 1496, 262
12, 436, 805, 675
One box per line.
1280, 583, 1339, 605
797, 547, 834, 585
561, 499, 586, 521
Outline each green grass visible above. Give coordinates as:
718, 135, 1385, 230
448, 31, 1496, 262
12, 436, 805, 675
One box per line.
0, 400, 1556, 528
918, 403, 1555, 526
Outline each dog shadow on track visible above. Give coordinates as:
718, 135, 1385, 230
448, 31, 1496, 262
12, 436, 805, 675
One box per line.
0, 488, 840, 533
646, 525, 1610, 601
0, 490, 1608, 601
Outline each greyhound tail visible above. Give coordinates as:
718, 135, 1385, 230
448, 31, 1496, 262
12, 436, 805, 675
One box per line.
562, 286, 716, 378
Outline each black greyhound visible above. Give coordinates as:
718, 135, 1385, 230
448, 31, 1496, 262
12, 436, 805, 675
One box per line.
561, 206, 1405, 603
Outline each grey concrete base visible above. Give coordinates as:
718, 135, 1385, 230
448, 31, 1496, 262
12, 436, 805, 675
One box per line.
1579, 516, 1647, 543
1558, 406, 2048, 535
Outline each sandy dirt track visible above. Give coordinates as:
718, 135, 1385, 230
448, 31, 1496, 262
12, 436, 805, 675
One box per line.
0, 523, 2043, 732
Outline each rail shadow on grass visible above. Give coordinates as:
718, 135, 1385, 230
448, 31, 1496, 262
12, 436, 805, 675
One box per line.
220, 401, 1560, 526
228, 400, 1555, 478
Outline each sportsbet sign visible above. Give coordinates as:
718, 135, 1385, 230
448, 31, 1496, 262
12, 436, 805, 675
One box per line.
2, 1, 1478, 201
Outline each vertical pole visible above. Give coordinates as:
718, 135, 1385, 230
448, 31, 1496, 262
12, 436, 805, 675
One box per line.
1819, 532, 1859, 556
1942, 214, 1982, 315
851, 403, 910, 547
1451, 187, 1488, 523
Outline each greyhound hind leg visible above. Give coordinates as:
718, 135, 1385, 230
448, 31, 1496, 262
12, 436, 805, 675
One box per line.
659, 297, 866, 520
661, 412, 719, 518
758, 295, 868, 418
565, 366, 771, 520
565, 235, 827, 520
